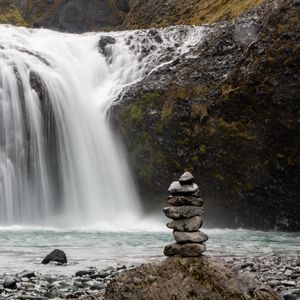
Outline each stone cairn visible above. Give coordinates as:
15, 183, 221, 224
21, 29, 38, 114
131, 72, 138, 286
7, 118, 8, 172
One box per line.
163, 172, 208, 257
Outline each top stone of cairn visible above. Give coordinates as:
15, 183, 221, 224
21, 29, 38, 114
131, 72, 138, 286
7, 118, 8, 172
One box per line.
168, 172, 199, 195
179, 172, 194, 184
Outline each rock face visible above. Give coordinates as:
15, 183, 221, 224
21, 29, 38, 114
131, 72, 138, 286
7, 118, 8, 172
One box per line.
42, 249, 67, 265
0, 0, 130, 33
123, 0, 264, 29
111, 0, 300, 231
104, 256, 281, 300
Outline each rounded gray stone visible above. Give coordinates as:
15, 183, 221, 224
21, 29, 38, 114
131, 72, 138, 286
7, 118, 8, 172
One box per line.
164, 242, 206, 257
168, 181, 199, 195
167, 195, 204, 207
167, 216, 203, 231
173, 231, 208, 244
179, 172, 194, 184
163, 206, 204, 219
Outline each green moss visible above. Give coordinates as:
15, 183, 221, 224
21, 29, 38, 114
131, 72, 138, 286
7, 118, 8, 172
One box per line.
0, 5, 27, 26
129, 104, 143, 121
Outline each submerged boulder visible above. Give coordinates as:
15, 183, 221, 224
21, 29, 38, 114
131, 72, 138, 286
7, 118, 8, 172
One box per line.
104, 256, 281, 300
42, 249, 67, 265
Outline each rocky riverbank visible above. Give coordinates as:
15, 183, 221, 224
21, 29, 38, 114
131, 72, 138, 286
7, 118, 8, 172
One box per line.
0, 254, 299, 299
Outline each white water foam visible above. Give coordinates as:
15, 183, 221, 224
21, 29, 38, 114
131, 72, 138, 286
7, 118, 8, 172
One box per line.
0, 24, 206, 228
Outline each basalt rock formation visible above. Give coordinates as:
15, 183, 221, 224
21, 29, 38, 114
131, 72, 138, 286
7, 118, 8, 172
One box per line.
111, 0, 300, 231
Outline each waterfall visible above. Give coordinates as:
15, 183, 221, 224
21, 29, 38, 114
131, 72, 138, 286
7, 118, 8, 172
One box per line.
0, 24, 205, 228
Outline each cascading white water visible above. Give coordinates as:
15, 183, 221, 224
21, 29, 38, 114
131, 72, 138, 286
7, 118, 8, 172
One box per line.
0, 24, 205, 228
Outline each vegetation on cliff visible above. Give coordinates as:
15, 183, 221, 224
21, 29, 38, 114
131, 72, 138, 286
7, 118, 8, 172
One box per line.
124, 0, 264, 29
1, 0, 265, 32
112, 0, 300, 230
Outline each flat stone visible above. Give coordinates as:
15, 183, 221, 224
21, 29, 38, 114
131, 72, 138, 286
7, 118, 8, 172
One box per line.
168, 181, 199, 195
173, 231, 208, 244
18, 270, 36, 279
168, 195, 204, 207
179, 172, 194, 184
163, 206, 204, 219
164, 242, 206, 257
167, 216, 203, 232
75, 270, 95, 277
282, 280, 296, 286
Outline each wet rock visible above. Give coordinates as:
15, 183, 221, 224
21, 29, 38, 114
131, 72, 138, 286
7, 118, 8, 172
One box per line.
3, 277, 17, 289
283, 294, 297, 300
42, 249, 67, 265
75, 270, 95, 277
167, 216, 203, 231
18, 270, 36, 279
105, 256, 281, 300
163, 206, 204, 219
179, 171, 194, 184
167, 195, 204, 206
98, 36, 116, 59
168, 181, 199, 195
173, 230, 208, 244
164, 242, 206, 257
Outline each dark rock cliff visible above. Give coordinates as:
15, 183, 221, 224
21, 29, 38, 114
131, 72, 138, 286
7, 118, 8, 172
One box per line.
111, 0, 300, 231
0, 0, 130, 33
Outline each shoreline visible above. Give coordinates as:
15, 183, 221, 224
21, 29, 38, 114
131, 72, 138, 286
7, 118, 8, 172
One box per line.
1, 254, 299, 300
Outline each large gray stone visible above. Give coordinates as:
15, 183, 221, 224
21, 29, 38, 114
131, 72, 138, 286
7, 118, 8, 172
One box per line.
164, 242, 206, 257
3, 276, 17, 289
42, 249, 67, 265
167, 195, 203, 206
167, 216, 203, 231
173, 230, 208, 244
163, 206, 204, 219
168, 181, 199, 195
179, 172, 194, 184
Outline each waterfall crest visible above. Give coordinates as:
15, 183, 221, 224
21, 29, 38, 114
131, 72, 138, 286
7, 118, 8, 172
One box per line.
0, 25, 205, 228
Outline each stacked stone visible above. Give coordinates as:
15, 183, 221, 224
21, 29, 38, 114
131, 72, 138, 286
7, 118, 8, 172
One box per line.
163, 172, 208, 257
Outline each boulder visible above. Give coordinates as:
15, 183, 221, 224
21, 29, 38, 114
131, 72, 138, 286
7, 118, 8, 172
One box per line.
168, 181, 199, 195
42, 249, 67, 265
168, 195, 204, 206
167, 216, 203, 231
173, 231, 208, 244
163, 206, 204, 219
3, 276, 17, 289
179, 172, 194, 184
98, 36, 116, 58
104, 256, 281, 300
164, 242, 206, 257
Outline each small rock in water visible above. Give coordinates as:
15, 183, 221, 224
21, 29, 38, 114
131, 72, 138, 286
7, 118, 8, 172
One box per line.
164, 242, 206, 257
179, 172, 194, 184
168, 195, 203, 207
167, 216, 203, 232
163, 206, 204, 219
98, 36, 116, 58
173, 231, 208, 244
42, 249, 67, 265
3, 276, 17, 289
168, 181, 199, 195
